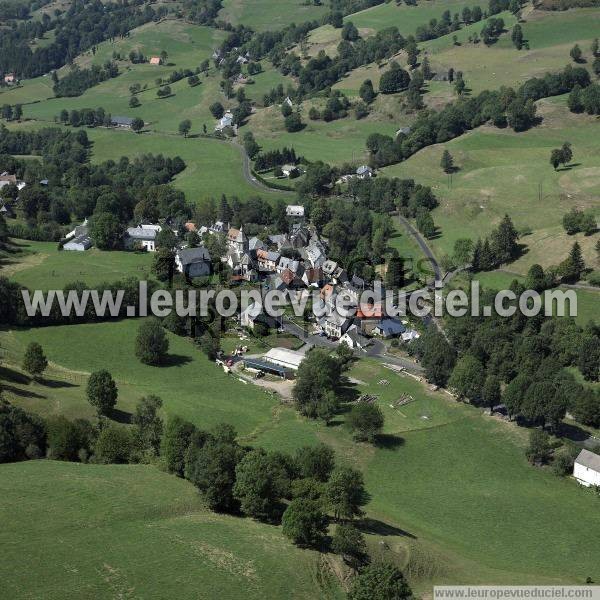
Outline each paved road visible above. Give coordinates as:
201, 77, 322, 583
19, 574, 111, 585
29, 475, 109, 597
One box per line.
394, 214, 442, 284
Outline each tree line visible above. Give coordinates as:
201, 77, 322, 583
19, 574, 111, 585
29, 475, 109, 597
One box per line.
52, 62, 119, 97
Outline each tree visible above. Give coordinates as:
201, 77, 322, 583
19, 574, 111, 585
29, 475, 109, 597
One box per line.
295, 444, 335, 482
511, 24, 523, 50
592, 38, 599, 57
131, 117, 144, 132
132, 395, 163, 455
210, 102, 224, 119
448, 354, 484, 402
86, 370, 118, 417
359, 79, 375, 104
342, 21, 359, 41
348, 562, 412, 600
152, 248, 175, 283
13, 104, 22, 120
419, 325, 456, 386
347, 402, 384, 443
490, 214, 519, 264
178, 119, 192, 137
22, 343, 48, 379
282, 499, 328, 547
284, 112, 303, 132
452, 238, 473, 266
135, 318, 169, 365
233, 448, 290, 521
89, 211, 122, 250
188, 75, 199, 87
560, 241, 585, 282
185, 434, 244, 512
156, 227, 178, 250
46, 416, 92, 461
526, 429, 552, 466
568, 85, 584, 113
570, 44, 583, 63
440, 149, 454, 173
293, 349, 341, 418
324, 466, 369, 520
162, 415, 196, 476
482, 375, 501, 413
578, 337, 600, 382
379, 63, 410, 94
93, 424, 132, 464
386, 255, 405, 288
416, 209, 436, 239
331, 524, 368, 567
129, 96, 140, 108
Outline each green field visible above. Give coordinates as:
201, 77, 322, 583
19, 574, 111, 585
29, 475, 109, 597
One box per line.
219, 0, 329, 31
2, 241, 153, 290
383, 98, 600, 272
0, 461, 337, 600
0, 320, 278, 431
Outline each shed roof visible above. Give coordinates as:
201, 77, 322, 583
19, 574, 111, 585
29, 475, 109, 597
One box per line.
575, 449, 600, 472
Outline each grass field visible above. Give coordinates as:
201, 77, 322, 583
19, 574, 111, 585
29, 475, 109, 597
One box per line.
2, 240, 153, 290
219, 0, 329, 31
0, 461, 338, 600
382, 98, 600, 272
0, 319, 278, 433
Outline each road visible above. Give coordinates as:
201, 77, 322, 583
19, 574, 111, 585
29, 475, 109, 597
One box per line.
394, 213, 442, 284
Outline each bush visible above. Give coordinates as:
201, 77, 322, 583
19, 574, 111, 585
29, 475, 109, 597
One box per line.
93, 424, 132, 464
281, 499, 327, 548
347, 402, 384, 443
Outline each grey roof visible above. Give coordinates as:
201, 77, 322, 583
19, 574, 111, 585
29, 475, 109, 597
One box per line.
112, 116, 135, 126
375, 318, 406, 336
249, 236, 265, 251
127, 227, 158, 240
356, 165, 372, 175
575, 449, 600, 471
65, 234, 92, 248
178, 247, 211, 265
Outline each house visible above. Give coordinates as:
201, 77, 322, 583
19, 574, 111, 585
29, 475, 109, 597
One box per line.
248, 236, 265, 253
290, 224, 310, 248
276, 256, 301, 276
401, 329, 420, 342
0, 202, 14, 218
65, 219, 89, 240
64, 233, 92, 251
320, 312, 352, 339
268, 233, 291, 251
234, 73, 249, 84
0, 173, 17, 190
4, 73, 17, 85
574, 449, 600, 487
175, 247, 212, 278
215, 111, 234, 132
302, 267, 324, 287
322, 259, 347, 283
149, 56, 162, 65
373, 318, 406, 338
356, 165, 373, 179
210, 221, 227, 234
303, 242, 326, 268
240, 302, 277, 330
111, 116, 135, 129
286, 205, 304, 218
396, 126, 412, 136
340, 325, 370, 350
236, 55, 249, 65
281, 164, 300, 178
256, 249, 280, 272
125, 224, 162, 251
227, 227, 248, 253
283, 96, 293, 107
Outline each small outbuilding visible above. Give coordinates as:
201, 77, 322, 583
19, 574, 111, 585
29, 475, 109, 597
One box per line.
574, 449, 600, 487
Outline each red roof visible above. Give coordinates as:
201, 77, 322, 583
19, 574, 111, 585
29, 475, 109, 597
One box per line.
356, 303, 384, 319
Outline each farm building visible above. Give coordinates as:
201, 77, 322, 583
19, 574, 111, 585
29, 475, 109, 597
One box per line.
149, 56, 161, 65
574, 449, 600, 487
264, 347, 305, 371
356, 165, 373, 179
4, 73, 17, 84
111, 116, 135, 129
64, 234, 92, 252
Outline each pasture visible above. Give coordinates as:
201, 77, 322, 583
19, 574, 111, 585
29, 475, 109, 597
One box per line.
382, 98, 600, 272
0, 461, 337, 600
3, 241, 153, 290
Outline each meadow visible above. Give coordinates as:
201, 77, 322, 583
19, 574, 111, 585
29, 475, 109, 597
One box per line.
2, 240, 153, 290
2, 323, 600, 592
0, 460, 338, 600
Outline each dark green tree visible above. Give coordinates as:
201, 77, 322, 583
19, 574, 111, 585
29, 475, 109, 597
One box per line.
86, 370, 118, 417
348, 562, 412, 600
22, 342, 48, 379
135, 319, 169, 366
281, 499, 328, 547
347, 402, 384, 443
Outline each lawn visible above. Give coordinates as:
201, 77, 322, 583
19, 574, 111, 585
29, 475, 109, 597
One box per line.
2, 240, 153, 290
0, 460, 339, 600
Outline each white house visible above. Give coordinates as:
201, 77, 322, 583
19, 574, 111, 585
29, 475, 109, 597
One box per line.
286, 205, 304, 218
339, 325, 370, 350
125, 224, 161, 251
574, 449, 600, 487
319, 312, 352, 339
215, 111, 234, 131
